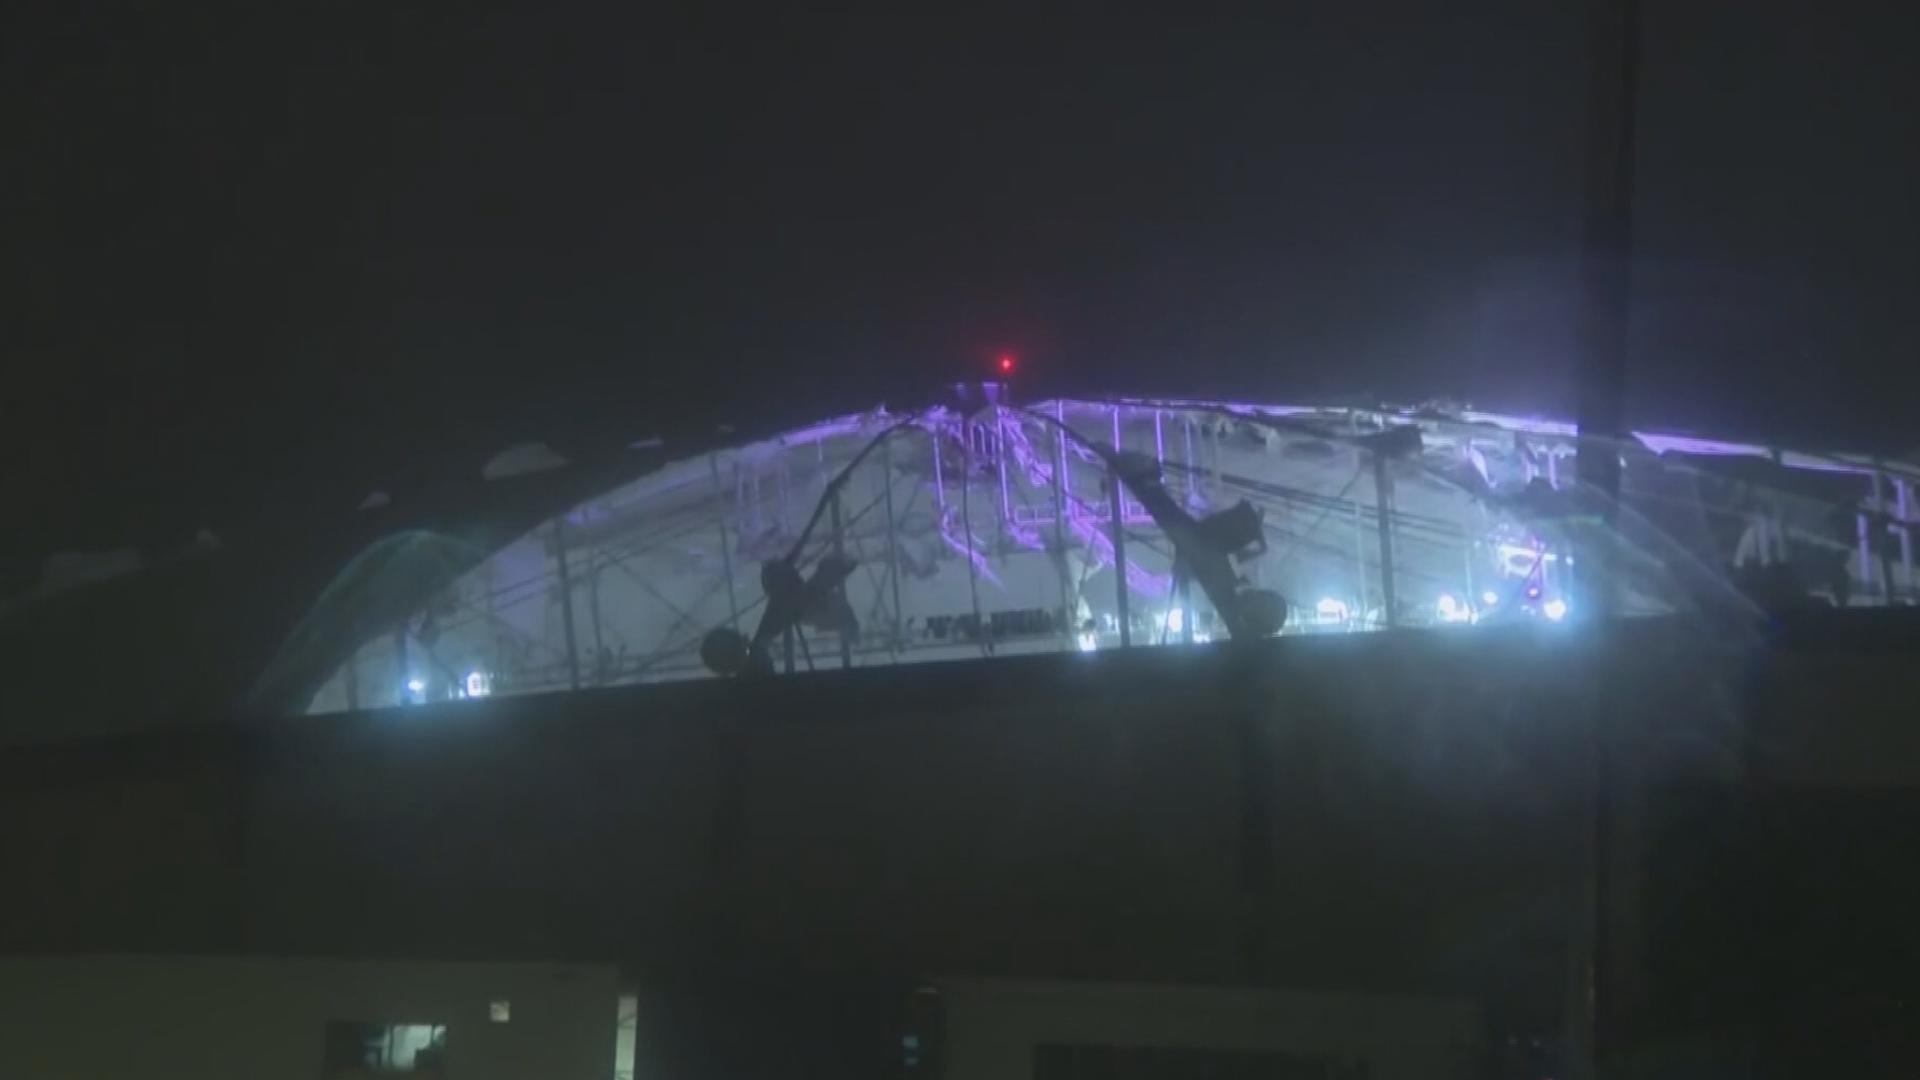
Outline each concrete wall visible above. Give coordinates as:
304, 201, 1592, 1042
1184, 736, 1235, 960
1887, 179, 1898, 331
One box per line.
0, 956, 619, 1080
5, 623, 1643, 989
4, 614, 1919, 1074
939, 978, 1478, 1080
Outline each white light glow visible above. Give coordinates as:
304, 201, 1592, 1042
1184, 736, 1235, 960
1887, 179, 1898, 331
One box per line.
1165, 607, 1185, 635
1480, 589, 1500, 607
1543, 598, 1569, 621
1436, 593, 1471, 623
1077, 631, 1099, 652
405, 677, 426, 694
1315, 597, 1350, 620
464, 670, 492, 698
1497, 542, 1559, 570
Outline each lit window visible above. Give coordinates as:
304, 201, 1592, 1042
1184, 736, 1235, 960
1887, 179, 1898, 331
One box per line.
613, 993, 638, 1080
324, 1022, 447, 1075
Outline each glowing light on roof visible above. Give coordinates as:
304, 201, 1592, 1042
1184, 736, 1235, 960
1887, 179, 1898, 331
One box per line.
1543, 598, 1569, 621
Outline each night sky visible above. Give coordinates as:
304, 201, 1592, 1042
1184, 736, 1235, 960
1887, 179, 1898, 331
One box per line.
5, 4, 1915, 586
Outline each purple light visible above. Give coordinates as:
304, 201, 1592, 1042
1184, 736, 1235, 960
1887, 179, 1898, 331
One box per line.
1460, 411, 1579, 437
1777, 450, 1879, 476
936, 516, 1003, 587
1633, 432, 1770, 460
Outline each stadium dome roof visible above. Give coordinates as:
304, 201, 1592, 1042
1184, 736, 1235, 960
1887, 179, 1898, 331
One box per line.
247, 392, 1920, 716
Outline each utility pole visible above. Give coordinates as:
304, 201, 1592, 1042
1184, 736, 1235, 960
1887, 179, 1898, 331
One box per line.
1570, 1, 1640, 1078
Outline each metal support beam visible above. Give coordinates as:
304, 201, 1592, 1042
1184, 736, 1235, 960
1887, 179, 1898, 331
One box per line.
1052, 407, 1074, 648
1184, 417, 1198, 501
711, 453, 741, 631
587, 548, 606, 684
961, 423, 986, 655
1373, 452, 1398, 628
1570, 4, 1641, 1076
882, 435, 905, 652
1856, 510, 1874, 606
552, 518, 582, 691
1353, 469, 1370, 625
1872, 469, 1894, 604
932, 424, 946, 509
1110, 466, 1132, 648
997, 408, 1012, 525
1057, 399, 1071, 503
832, 489, 853, 670
1572, 0, 1639, 621
1898, 478, 1914, 602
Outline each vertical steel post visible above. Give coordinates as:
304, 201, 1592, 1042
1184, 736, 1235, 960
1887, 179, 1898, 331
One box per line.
1057, 400, 1071, 503
1898, 478, 1914, 601
1154, 409, 1165, 467
587, 547, 605, 684
778, 456, 792, 534
552, 518, 582, 691
1856, 510, 1873, 606
1573, 0, 1639, 616
1110, 466, 1132, 648
1871, 469, 1893, 603
1111, 403, 1122, 453
882, 435, 905, 652
1184, 417, 1198, 500
710, 454, 741, 631
932, 424, 946, 509
393, 627, 409, 702
997, 408, 1012, 524
1350, 429, 1370, 624
1052, 412, 1074, 648
1373, 452, 1399, 628
1211, 419, 1222, 493
1570, 4, 1641, 1077
832, 490, 853, 669
961, 422, 986, 654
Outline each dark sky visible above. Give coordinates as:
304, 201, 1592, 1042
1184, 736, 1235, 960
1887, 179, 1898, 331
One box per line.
5, 3, 1915, 580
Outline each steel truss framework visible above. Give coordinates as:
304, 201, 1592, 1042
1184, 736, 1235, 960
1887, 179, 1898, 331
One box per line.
302, 397, 1920, 714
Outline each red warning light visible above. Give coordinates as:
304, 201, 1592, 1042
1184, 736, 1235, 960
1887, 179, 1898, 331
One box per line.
997, 353, 1015, 375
